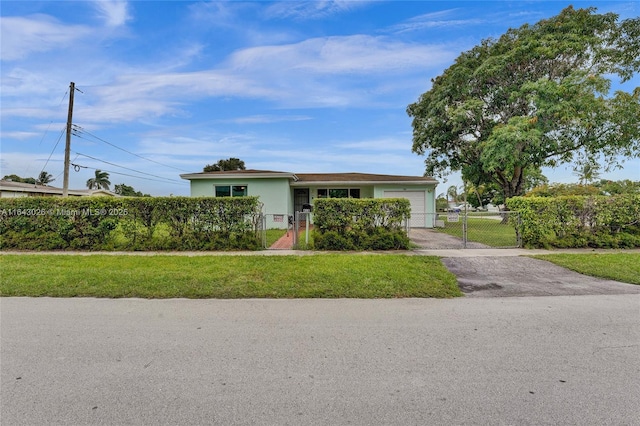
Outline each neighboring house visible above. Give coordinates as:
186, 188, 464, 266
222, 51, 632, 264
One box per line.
0, 180, 116, 198
180, 170, 438, 228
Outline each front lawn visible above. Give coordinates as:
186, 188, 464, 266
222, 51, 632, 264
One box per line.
533, 253, 640, 284
0, 254, 462, 298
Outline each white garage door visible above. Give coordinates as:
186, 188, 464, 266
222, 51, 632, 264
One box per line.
383, 191, 427, 228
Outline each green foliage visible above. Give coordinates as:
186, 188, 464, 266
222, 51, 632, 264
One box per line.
86, 169, 111, 190
525, 183, 601, 197
408, 6, 640, 200
312, 198, 411, 250
0, 196, 262, 251
114, 183, 150, 197
436, 197, 449, 212
507, 195, 640, 248
36, 171, 54, 185
2, 174, 36, 184
203, 157, 246, 172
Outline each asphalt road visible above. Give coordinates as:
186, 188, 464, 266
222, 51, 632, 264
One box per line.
2, 296, 639, 425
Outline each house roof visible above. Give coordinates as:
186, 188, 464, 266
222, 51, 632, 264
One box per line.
181, 170, 437, 185
0, 180, 117, 197
292, 172, 437, 185
180, 169, 295, 180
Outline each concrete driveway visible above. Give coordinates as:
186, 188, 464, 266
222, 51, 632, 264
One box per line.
442, 256, 640, 297
409, 228, 640, 297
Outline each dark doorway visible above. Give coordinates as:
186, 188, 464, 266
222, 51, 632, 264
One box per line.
294, 188, 309, 213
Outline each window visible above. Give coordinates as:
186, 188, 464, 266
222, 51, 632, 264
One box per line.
215, 185, 247, 197
215, 186, 230, 197
232, 185, 247, 196
316, 188, 360, 199
329, 189, 348, 198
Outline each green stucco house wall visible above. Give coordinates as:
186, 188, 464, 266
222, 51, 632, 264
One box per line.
181, 170, 438, 228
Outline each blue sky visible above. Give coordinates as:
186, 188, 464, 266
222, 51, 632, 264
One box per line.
1, 1, 638, 196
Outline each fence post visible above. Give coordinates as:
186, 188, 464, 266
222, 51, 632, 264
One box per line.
293, 211, 299, 248
462, 210, 468, 249
516, 212, 522, 248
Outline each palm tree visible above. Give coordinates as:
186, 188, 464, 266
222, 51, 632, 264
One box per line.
86, 170, 111, 190
446, 185, 459, 203
36, 171, 54, 186
574, 162, 601, 185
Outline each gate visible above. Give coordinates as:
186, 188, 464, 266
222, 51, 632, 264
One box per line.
409, 211, 521, 249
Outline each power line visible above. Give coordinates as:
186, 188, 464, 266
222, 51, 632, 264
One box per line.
74, 152, 183, 183
37, 127, 66, 181
73, 163, 186, 186
71, 125, 190, 173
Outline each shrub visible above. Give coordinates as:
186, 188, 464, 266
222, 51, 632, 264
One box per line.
311, 198, 411, 250
507, 194, 640, 248
0, 196, 261, 251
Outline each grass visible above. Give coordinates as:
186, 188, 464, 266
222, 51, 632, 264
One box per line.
265, 229, 287, 247
533, 253, 640, 285
436, 215, 518, 247
0, 254, 462, 298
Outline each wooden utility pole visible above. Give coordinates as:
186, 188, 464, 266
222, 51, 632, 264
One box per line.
62, 82, 75, 197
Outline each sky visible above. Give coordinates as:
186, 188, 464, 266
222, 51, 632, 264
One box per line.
1, 0, 639, 196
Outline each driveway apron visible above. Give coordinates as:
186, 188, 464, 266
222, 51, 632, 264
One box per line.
441, 256, 640, 297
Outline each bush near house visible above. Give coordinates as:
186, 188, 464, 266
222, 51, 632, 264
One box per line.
506, 195, 640, 248
312, 198, 411, 250
0, 197, 262, 251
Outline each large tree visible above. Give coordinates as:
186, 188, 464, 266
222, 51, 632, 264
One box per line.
407, 6, 640, 201
203, 158, 246, 172
86, 170, 111, 190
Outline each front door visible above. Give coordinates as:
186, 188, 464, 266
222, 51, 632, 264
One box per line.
294, 188, 309, 213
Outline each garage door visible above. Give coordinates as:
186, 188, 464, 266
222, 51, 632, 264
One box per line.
383, 191, 427, 228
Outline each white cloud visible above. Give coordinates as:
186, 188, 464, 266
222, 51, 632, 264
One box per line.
92, 0, 131, 27
265, 1, 371, 20
0, 131, 42, 140
228, 35, 451, 74
390, 9, 485, 33
227, 115, 313, 124
0, 15, 91, 61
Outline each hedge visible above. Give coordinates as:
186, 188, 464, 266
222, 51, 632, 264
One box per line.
312, 198, 411, 250
506, 195, 640, 248
0, 196, 262, 251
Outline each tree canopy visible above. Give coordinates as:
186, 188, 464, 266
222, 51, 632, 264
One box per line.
114, 183, 150, 197
204, 158, 246, 172
86, 170, 111, 190
36, 171, 54, 186
2, 174, 36, 184
407, 6, 640, 200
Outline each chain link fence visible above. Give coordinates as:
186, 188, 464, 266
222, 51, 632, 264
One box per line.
408, 211, 521, 249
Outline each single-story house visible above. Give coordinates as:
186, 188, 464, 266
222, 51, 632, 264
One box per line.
180, 170, 438, 228
0, 180, 116, 198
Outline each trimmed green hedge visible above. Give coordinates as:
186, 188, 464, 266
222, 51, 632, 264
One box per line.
506, 195, 640, 248
0, 197, 262, 251
312, 198, 411, 250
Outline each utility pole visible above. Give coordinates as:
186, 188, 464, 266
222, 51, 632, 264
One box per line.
62, 82, 75, 197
